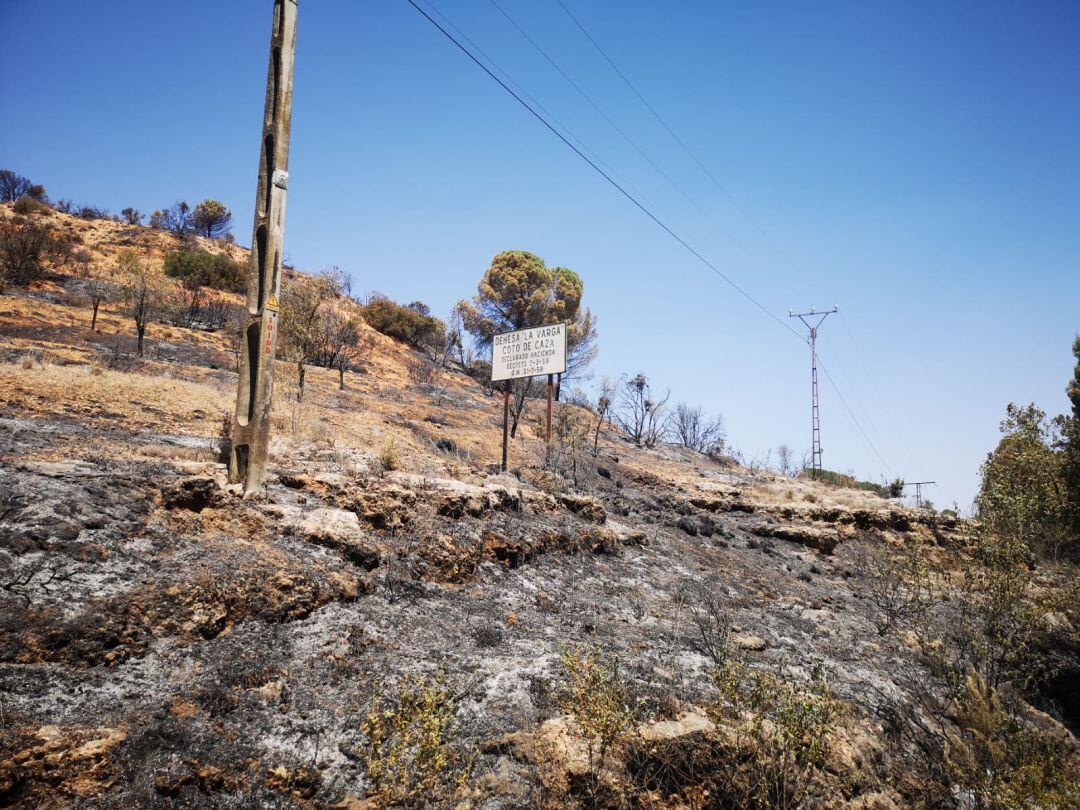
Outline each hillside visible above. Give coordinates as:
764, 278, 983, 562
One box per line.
0, 205, 1077, 808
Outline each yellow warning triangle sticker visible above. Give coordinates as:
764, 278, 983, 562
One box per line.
266, 294, 280, 312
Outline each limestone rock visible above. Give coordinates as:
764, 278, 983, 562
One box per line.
559, 493, 606, 524
299, 507, 381, 570
733, 633, 768, 651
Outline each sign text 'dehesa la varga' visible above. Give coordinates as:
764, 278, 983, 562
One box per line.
490, 322, 567, 382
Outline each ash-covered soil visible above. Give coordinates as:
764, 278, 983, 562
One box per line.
0, 403, 974, 807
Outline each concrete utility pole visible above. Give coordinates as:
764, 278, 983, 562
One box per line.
229, 0, 299, 497
789, 306, 837, 480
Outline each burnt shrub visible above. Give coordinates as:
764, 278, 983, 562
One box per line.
0, 219, 60, 289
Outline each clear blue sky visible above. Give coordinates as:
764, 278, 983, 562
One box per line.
3, 0, 1078, 510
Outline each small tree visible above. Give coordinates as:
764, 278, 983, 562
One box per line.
279, 270, 342, 401
615, 373, 669, 447
120, 207, 143, 225
151, 201, 192, 240
978, 403, 1071, 560
592, 377, 616, 455
457, 250, 599, 432
0, 219, 59, 290
669, 402, 725, 454
1060, 335, 1080, 536
117, 251, 169, 357
72, 250, 109, 331
190, 199, 232, 239
0, 170, 32, 202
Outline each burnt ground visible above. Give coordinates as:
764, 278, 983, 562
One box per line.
0, 403, 978, 808
0, 212, 1075, 807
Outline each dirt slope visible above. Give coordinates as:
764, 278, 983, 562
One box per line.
0, 205, 1075, 808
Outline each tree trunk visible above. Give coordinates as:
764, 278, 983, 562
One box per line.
136, 323, 145, 356
297, 362, 306, 402
91, 301, 99, 331
338, 366, 345, 390
509, 378, 533, 438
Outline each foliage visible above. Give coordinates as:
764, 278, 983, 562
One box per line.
558, 646, 639, 791
362, 295, 446, 354
709, 658, 842, 809
117, 250, 170, 357
120, 207, 143, 225
150, 201, 192, 239
279, 270, 345, 400
0, 219, 62, 289
456, 249, 598, 380
799, 467, 899, 499
0, 169, 33, 202
13, 195, 51, 216
668, 402, 725, 454
1061, 336, 1080, 536
190, 199, 233, 238
378, 440, 401, 474
614, 373, 669, 447
358, 675, 473, 807
163, 249, 245, 293
947, 672, 1079, 809
978, 403, 1071, 560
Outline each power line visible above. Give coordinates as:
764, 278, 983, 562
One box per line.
837, 311, 914, 465
406, 0, 898, 479
818, 361, 895, 477
419, 0, 662, 214
552, 0, 800, 267
405, 0, 804, 342
488, 0, 721, 227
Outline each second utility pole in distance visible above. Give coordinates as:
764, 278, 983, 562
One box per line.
789, 306, 837, 480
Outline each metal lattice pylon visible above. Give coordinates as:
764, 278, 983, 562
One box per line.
790, 306, 837, 479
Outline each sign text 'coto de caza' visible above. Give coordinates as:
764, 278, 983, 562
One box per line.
491, 322, 567, 382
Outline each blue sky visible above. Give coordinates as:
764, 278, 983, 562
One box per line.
3, 0, 1078, 510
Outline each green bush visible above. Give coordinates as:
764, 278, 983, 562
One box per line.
163, 249, 245, 293
800, 467, 896, 498
362, 294, 445, 351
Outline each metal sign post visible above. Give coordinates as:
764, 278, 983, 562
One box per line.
491, 322, 567, 472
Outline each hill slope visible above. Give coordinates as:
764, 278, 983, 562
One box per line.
0, 205, 1076, 808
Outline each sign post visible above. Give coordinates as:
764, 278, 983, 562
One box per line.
491, 322, 567, 472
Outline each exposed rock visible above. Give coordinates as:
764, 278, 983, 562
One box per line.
299, 507, 381, 570
637, 710, 715, 742
754, 521, 840, 553
559, 493, 606, 524
733, 633, 768, 651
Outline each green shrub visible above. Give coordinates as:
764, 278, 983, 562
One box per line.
358, 675, 473, 806
163, 249, 245, 293
709, 657, 842, 809
800, 467, 896, 498
362, 294, 445, 351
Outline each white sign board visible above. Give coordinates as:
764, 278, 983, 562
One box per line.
491, 322, 567, 382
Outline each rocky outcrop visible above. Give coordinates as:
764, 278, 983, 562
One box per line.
299, 507, 381, 570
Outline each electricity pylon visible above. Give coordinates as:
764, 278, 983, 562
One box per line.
229, 0, 299, 497
789, 306, 837, 480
